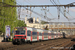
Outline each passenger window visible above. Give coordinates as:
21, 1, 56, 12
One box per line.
44, 33, 48, 35
32, 32, 37, 35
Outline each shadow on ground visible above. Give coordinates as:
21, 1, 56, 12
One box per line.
71, 38, 75, 41
71, 39, 75, 50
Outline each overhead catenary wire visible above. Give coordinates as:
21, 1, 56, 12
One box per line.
50, 0, 69, 20
56, 0, 74, 19
23, 0, 32, 5
28, 0, 35, 4
50, 0, 61, 19
10, 0, 55, 21
46, 6, 56, 17
24, 7, 55, 21
15, 0, 55, 21
55, 0, 75, 21
41, 6, 56, 18
0, 0, 74, 20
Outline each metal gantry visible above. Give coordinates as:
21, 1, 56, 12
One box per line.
2, 4, 75, 7
0, 2, 75, 7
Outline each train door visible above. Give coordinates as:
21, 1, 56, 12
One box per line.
27, 30, 31, 41
44, 33, 48, 40
32, 28, 37, 41
49, 32, 51, 39
43, 30, 48, 40
39, 32, 42, 40
51, 31, 54, 39
38, 30, 43, 40
32, 31, 37, 41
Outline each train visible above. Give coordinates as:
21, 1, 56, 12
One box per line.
12, 27, 67, 45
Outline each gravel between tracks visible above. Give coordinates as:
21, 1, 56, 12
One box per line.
0, 36, 75, 50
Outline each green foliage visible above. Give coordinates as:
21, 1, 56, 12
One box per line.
41, 21, 47, 24
0, 0, 2, 2
9, 39, 12, 41
17, 20, 27, 27
0, 0, 27, 35
0, 0, 17, 33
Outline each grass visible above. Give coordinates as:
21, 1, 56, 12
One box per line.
8, 39, 12, 42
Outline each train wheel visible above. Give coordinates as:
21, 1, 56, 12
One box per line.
27, 40, 30, 44
12, 39, 16, 45
39, 39, 41, 42
30, 41, 32, 44
12, 41, 16, 45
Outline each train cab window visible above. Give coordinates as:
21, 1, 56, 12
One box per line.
15, 30, 25, 34
16, 31, 19, 34
15, 28, 25, 35
27, 30, 31, 36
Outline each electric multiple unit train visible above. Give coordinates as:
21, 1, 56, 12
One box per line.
12, 27, 66, 45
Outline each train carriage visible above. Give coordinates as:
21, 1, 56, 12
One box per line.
43, 30, 48, 40
12, 27, 66, 45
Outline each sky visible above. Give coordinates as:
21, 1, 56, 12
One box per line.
16, 0, 75, 22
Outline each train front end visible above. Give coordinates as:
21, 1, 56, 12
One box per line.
12, 27, 27, 45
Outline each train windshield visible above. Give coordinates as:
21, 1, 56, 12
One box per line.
15, 28, 25, 35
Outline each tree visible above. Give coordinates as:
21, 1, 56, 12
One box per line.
41, 20, 48, 24
0, 0, 17, 34
17, 20, 27, 27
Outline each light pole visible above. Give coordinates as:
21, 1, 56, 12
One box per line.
39, 17, 41, 29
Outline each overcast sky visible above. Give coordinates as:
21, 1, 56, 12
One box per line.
16, 0, 75, 22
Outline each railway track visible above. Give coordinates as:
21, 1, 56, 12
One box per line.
34, 39, 71, 50
1, 39, 71, 50
0, 36, 75, 50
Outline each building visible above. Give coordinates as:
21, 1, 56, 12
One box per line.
25, 17, 75, 35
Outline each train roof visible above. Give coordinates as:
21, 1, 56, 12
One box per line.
26, 27, 50, 31
15, 27, 52, 32
15, 27, 62, 33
